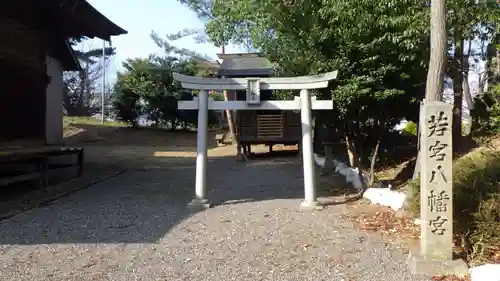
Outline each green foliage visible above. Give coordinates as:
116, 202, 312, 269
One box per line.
191, 0, 428, 164
403, 121, 418, 136
112, 87, 141, 127
408, 177, 420, 216
63, 116, 125, 129
409, 147, 500, 264
111, 31, 220, 130
271, 90, 295, 100
177, 0, 500, 264
471, 85, 500, 138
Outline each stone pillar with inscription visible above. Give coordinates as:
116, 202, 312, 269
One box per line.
408, 101, 468, 277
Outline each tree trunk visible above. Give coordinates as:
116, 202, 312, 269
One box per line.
369, 134, 382, 187
414, 0, 447, 178
345, 135, 359, 167
425, 0, 447, 101
412, 101, 425, 180
463, 40, 474, 136
486, 34, 500, 88
452, 36, 464, 151
462, 76, 473, 136
220, 45, 237, 144
223, 90, 237, 143
478, 71, 487, 95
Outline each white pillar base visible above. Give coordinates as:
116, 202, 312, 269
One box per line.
300, 200, 324, 210
188, 198, 211, 209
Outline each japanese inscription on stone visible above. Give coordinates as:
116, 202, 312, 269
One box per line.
429, 216, 448, 235
425, 108, 451, 234
428, 190, 450, 212
420, 101, 453, 260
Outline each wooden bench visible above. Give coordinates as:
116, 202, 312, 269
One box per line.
0, 146, 84, 189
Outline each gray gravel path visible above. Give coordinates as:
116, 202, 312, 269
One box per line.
0, 156, 431, 281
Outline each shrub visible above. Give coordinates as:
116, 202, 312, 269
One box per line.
112, 88, 142, 127
403, 121, 418, 136
471, 85, 500, 138
409, 145, 500, 264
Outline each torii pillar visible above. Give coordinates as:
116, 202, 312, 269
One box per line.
173, 71, 338, 210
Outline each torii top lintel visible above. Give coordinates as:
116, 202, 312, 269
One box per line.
172, 71, 338, 91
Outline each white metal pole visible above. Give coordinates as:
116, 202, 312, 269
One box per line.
300, 89, 320, 209
101, 39, 106, 124
191, 90, 209, 207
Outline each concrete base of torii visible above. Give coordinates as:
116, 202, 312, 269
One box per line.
187, 199, 211, 210
300, 200, 324, 210
408, 249, 469, 277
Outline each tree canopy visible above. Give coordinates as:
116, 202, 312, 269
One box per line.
111, 32, 220, 129
182, 0, 429, 165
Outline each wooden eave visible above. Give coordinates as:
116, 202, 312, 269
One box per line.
40, 0, 128, 41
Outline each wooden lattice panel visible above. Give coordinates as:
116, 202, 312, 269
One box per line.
257, 114, 284, 138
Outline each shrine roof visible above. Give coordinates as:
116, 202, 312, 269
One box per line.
50, 39, 81, 71
6, 0, 128, 41
216, 53, 266, 59
192, 58, 221, 70
46, 0, 128, 41
216, 53, 273, 77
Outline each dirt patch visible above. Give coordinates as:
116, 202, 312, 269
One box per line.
343, 200, 419, 241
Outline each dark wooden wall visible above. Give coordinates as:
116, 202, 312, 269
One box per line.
0, 7, 47, 143
0, 59, 46, 142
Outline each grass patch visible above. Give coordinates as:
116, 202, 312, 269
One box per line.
63, 116, 126, 129
409, 141, 500, 265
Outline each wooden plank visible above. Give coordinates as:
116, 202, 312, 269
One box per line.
257, 114, 282, 118
258, 133, 283, 136
0, 172, 42, 186
257, 122, 283, 127
258, 120, 282, 123
0, 146, 83, 162
258, 117, 282, 120
257, 121, 282, 125
48, 164, 78, 169
258, 130, 283, 133
257, 128, 282, 132
257, 120, 282, 124
257, 118, 282, 122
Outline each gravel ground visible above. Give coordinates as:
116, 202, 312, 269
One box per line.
0, 154, 431, 281
0, 162, 125, 221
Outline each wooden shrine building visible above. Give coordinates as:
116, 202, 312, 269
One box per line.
215, 53, 302, 152
1, 0, 127, 145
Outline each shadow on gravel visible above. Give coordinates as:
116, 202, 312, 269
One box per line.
0, 150, 358, 245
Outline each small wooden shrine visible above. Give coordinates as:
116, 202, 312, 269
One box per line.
173, 68, 337, 209
215, 53, 302, 153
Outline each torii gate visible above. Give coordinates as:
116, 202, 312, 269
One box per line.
173, 71, 338, 210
